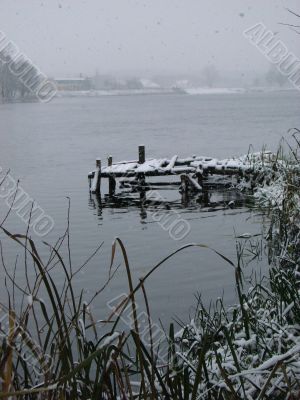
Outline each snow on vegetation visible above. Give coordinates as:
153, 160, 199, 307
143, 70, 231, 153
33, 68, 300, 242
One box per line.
170, 137, 300, 398
174, 265, 300, 398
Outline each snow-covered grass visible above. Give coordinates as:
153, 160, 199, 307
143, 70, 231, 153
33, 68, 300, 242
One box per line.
246, 134, 300, 273
168, 134, 300, 399
173, 265, 300, 399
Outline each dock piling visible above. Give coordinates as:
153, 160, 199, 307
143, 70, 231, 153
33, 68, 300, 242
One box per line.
180, 174, 189, 193
138, 145, 146, 188
138, 145, 145, 164
91, 159, 101, 194
108, 156, 116, 196
196, 172, 203, 188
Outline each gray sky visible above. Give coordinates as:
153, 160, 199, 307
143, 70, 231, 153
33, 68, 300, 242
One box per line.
0, 0, 299, 77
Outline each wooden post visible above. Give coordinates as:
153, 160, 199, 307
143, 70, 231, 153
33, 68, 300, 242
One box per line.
202, 189, 209, 206
180, 174, 189, 193
196, 172, 203, 188
138, 145, 146, 189
180, 174, 189, 205
108, 156, 116, 196
202, 167, 208, 179
91, 159, 101, 194
138, 145, 145, 164
96, 159, 101, 194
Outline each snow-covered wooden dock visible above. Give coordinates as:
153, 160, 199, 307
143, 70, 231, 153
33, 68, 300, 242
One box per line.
88, 145, 275, 195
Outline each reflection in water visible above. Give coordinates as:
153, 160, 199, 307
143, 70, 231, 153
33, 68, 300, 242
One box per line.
89, 185, 255, 224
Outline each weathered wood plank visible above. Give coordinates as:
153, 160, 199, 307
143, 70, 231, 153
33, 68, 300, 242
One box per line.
165, 155, 178, 171
187, 174, 202, 191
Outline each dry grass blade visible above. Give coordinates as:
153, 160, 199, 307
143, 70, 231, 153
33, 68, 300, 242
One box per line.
1, 310, 15, 394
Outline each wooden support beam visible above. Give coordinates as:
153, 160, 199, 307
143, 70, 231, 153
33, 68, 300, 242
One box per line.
120, 179, 180, 187
187, 175, 202, 191
179, 174, 202, 193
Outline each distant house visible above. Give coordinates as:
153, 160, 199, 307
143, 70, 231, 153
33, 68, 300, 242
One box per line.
55, 77, 92, 91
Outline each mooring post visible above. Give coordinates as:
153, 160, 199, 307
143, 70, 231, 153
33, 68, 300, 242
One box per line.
91, 159, 101, 194
95, 159, 101, 193
138, 145, 146, 189
138, 145, 145, 164
108, 155, 116, 196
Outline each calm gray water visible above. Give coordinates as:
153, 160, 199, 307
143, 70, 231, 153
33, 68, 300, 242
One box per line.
0, 90, 299, 324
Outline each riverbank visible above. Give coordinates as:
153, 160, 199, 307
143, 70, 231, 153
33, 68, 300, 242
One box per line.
54, 86, 297, 99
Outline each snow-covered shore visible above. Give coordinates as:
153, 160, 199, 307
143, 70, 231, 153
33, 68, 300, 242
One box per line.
185, 87, 245, 95
55, 86, 297, 98
55, 87, 185, 98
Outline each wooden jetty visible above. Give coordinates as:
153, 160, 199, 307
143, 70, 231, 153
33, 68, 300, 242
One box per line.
88, 145, 275, 196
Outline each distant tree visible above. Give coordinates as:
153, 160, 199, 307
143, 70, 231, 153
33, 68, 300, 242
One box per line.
265, 65, 287, 87
125, 78, 143, 90
202, 64, 219, 88
252, 76, 262, 87
0, 62, 19, 99
0, 56, 33, 101
103, 76, 122, 90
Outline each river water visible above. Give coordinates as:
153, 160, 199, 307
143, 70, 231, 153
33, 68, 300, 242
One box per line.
0, 89, 299, 324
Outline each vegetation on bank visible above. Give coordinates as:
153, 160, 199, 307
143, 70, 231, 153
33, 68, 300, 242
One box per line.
0, 135, 300, 399
0, 56, 36, 101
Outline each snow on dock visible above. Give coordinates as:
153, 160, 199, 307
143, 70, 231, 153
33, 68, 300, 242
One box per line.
88, 145, 275, 195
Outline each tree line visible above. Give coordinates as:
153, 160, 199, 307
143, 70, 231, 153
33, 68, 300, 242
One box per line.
0, 57, 35, 101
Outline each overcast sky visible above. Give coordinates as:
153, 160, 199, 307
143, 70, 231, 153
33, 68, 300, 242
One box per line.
0, 0, 299, 77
